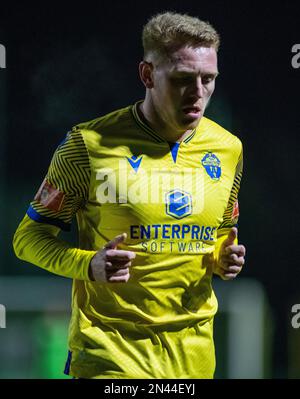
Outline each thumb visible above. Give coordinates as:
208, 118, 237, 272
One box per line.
224, 227, 238, 247
104, 233, 127, 249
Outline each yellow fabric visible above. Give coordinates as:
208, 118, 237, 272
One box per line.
13, 102, 243, 378
70, 319, 215, 379
13, 214, 96, 280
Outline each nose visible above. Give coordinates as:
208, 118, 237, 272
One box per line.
192, 77, 203, 98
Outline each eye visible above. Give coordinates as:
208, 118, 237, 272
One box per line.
171, 75, 193, 84
202, 75, 215, 85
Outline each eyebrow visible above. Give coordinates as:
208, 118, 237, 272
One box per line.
172, 69, 219, 77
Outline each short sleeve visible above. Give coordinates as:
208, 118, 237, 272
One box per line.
218, 142, 243, 231
27, 128, 91, 231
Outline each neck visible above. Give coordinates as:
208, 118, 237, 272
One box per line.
139, 97, 192, 143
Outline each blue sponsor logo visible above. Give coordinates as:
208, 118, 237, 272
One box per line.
166, 189, 192, 219
201, 152, 221, 181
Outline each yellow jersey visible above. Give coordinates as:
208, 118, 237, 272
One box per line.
13, 102, 243, 378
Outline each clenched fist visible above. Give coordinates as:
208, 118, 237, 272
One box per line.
214, 227, 246, 280
89, 233, 136, 283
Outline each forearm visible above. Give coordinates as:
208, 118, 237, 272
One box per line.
13, 214, 96, 280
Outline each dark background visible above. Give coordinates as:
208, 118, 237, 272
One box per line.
0, 0, 299, 378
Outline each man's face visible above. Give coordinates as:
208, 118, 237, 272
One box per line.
150, 46, 218, 133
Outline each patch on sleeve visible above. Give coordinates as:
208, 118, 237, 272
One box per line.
231, 200, 239, 222
34, 179, 65, 212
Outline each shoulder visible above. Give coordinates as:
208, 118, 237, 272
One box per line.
200, 116, 243, 155
72, 105, 133, 135
68, 105, 135, 151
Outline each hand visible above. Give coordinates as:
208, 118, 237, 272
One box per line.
214, 227, 246, 280
89, 233, 136, 283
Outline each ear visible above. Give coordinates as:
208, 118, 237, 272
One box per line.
139, 61, 154, 89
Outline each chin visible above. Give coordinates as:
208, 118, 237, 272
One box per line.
181, 118, 201, 130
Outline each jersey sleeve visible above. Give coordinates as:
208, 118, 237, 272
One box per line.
219, 144, 242, 226
214, 141, 243, 256
13, 128, 97, 281
27, 127, 90, 231
13, 214, 96, 280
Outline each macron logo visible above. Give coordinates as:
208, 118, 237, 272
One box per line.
126, 155, 143, 173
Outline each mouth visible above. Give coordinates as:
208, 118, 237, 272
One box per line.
182, 105, 202, 118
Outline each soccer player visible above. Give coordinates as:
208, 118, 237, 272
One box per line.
13, 12, 246, 378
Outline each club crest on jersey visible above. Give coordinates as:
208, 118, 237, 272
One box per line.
201, 152, 221, 181
165, 189, 192, 219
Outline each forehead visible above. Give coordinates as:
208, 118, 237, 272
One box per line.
163, 46, 218, 73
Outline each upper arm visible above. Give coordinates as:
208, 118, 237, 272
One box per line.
27, 128, 91, 232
